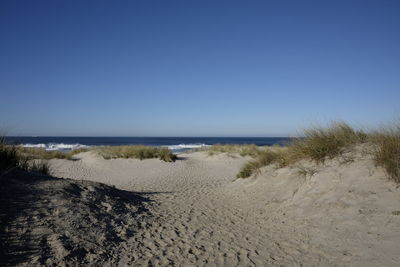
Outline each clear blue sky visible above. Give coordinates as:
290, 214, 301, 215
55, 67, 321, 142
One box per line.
1, 0, 399, 136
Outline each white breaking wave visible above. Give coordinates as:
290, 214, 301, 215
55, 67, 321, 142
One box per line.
21, 143, 89, 151
20, 143, 207, 152
166, 144, 209, 151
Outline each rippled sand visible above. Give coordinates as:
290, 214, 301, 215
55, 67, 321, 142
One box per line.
2, 149, 400, 266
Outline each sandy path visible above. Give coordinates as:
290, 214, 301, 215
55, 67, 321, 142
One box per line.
51, 153, 296, 266
49, 151, 400, 266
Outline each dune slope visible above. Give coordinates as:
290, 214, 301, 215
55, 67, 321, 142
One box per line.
0, 170, 151, 266
2, 149, 400, 266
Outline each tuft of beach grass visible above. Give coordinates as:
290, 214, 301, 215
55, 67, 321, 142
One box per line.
236, 122, 383, 179
17, 147, 89, 160
206, 144, 261, 158
94, 145, 177, 162
370, 124, 400, 183
0, 136, 53, 175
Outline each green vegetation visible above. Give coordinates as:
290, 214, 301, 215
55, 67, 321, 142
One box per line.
95, 145, 177, 162
0, 136, 19, 171
1, 137, 177, 177
14, 145, 177, 162
0, 137, 52, 175
290, 122, 366, 163
237, 122, 366, 178
1, 137, 177, 169
237, 122, 400, 183
17, 147, 88, 160
22, 159, 52, 176
370, 124, 400, 183
236, 149, 288, 178
206, 144, 261, 157
2, 121, 399, 183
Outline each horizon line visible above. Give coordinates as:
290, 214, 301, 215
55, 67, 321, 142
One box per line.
6, 135, 294, 138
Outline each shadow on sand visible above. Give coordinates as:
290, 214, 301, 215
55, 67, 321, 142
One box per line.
0, 170, 163, 265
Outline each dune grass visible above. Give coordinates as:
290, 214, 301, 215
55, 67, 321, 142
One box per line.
237, 121, 400, 183
370, 125, 400, 183
18, 159, 53, 175
289, 122, 367, 163
17, 147, 88, 160
1, 137, 177, 165
1, 138, 176, 177
3, 122, 399, 182
206, 144, 261, 157
237, 122, 367, 178
15, 145, 177, 162
0, 136, 19, 171
94, 145, 177, 162
0, 137, 52, 175
237, 149, 284, 178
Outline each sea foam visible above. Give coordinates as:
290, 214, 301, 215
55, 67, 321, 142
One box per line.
166, 144, 209, 151
21, 143, 89, 152
20, 142, 208, 152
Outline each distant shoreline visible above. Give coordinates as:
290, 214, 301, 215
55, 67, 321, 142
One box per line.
5, 136, 293, 152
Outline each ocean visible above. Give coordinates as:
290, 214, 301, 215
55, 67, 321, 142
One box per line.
5, 137, 292, 153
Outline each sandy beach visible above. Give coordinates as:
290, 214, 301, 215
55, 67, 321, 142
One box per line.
2, 148, 399, 266
2, 0, 399, 265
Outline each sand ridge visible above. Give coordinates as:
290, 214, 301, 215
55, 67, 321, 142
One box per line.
0, 170, 151, 266
2, 149, 400, 266
49, 150, 400, 266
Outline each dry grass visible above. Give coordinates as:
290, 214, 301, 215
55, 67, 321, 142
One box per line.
236, 149, 282, 178
16, 147, 88, 160
1, 137, 176, 177
370, 125, 400, 183
237, 121, 400, 182
20, 159, 53, 176
2, 139, 177, 164
211, 123, 367, 178
0, 137, 52, 175
237, 122, 367, 178
95, 145, 177, 162
290, 122, 366, 163
0, 136, 19, 171
296, 165, 317, 177
206, 144, 261, 158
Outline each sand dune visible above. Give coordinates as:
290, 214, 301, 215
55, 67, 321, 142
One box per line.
1, 149, 400, 266
0, 170, 151, 266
